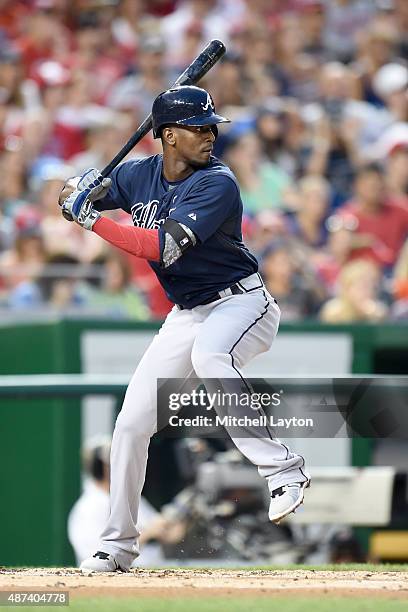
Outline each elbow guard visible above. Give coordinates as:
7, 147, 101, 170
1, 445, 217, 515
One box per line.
161, 218, 197, 268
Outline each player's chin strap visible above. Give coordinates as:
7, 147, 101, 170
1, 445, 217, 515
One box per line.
161, 218, 197, 268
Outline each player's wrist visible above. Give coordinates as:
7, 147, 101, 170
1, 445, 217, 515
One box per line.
82, 209, 101, 231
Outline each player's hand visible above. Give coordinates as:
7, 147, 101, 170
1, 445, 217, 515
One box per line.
76, 168, 112, 199
61, 188, 102, 230
58, 177, 79, 221
59, 168, 111, 227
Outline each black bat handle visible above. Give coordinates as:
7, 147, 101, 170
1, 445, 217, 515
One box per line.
101, 115, 153, 178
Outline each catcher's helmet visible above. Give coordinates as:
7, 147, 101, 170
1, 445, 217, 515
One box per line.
152, 85, 230, 138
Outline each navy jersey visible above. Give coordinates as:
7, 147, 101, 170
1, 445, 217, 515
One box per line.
95, 154, 258, 308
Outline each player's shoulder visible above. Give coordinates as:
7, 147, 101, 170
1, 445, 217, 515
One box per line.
116, 154, 162, 176
207, 156, 238, 180
194, 156, 239, 191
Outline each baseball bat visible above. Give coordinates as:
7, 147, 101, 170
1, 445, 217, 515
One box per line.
62, 40, 225, 221
101, 39, 226, 178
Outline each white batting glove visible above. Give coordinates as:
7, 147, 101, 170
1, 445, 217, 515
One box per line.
60, 168, 111, 229
61, 188, 101, 230
76, 168, 112, 199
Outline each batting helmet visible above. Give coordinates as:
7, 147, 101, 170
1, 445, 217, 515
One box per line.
152, 85, 230, 138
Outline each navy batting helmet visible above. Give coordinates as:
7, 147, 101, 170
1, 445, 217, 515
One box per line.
152, 85, 230, 138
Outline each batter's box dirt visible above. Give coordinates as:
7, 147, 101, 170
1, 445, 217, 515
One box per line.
0, 568, 408, 599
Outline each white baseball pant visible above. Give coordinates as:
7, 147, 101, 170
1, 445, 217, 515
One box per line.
99, 273, 308, 567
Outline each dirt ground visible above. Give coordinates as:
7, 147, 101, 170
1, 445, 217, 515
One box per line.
1, 568, 408, 600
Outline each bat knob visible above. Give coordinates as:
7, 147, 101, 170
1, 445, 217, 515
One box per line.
62, 209, 74, 222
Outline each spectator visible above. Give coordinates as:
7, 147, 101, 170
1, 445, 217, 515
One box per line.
0, 43, 24, 110
301, 62, 367, 205
394, 0, 408, 59
68, 436, 185, 567
285, 175, 330, 249
384, 143, 408, 200
68, 108, 136, 175
314, 213, 357, 296
16, 2, 71, 75
111, 0, 158, 63
69, 9, 126, 106
224, 131, 292, 215
108, 34, 171, 118
241, 26, 280, 104
390, 238, 408, 320
0, 146, 29, 215
297, 0, 327, 63
260, 240, 323, 321
0, 1, 32, 41
255, 99, 293, 169
256, 97, 304, 178
0, 207, 47, 307
324, 0, 377, 63
37, 252, 85, 312
372, 63, 408, 123
372, 121, 408, 163
354, 23, 400, 104
275, 14, 320, 103
339, 163, 408, 267
319, 258, 387, 322
210, 52, 245, 108
160, 0, 236, 70
83, 250, 150, 320
0, 204, 12, 253
246, 210, 288, 255
20, 60, 77, 162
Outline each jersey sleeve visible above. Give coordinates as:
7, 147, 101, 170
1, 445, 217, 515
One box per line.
168, 174, 239, 243
93, 160, 140, 213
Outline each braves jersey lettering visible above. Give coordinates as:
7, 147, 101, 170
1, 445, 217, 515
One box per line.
96, 155, 258, 308
130, 200, 163, 229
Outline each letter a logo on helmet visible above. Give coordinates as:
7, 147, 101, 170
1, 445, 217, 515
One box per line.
201, 93, 214, 112
152, 85, 230, 138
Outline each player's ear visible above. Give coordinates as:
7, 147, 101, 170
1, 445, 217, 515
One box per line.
162, 126, 176, 146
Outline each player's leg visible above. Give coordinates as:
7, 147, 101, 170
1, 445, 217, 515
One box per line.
191, 287, 309, 522
81, 307, 198, 572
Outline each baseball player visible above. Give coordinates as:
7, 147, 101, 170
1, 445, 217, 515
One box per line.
59, 85, 310, 572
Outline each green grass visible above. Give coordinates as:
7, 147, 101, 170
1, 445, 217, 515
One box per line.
225, 563, 408, 572
18, 597, 406, 612
130, 563, 407, 572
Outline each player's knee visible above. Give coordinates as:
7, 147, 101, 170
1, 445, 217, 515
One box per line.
191, 349, 230, 378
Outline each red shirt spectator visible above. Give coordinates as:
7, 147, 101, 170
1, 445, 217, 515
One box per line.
0, 1, 31, 40
17, 8, 72, 76
340, 199, 408, 265
339, 164, 408, 267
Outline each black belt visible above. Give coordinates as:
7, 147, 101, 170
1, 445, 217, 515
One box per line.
176, 283, 244, 310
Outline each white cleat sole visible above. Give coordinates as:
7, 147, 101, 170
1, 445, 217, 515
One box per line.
270, 480, 310, 524
79, 551, 129, 573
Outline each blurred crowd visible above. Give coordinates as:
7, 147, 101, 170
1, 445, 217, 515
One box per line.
0, 0, 407, 322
